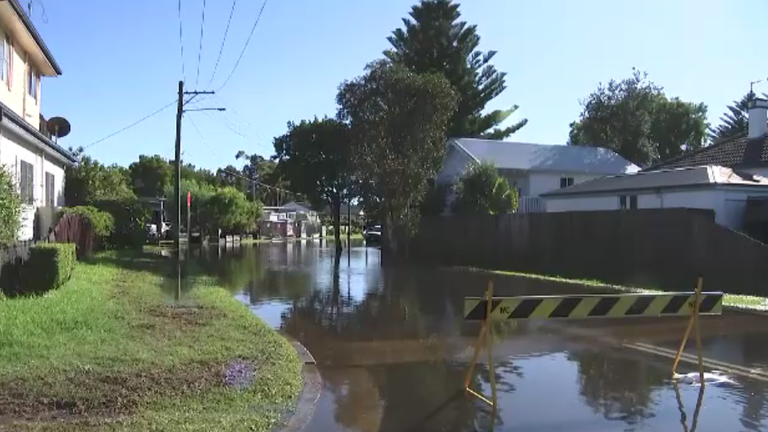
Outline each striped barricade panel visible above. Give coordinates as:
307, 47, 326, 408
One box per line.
463, 292, 723, 321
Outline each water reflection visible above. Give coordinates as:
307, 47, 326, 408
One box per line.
182, 242, 768, 432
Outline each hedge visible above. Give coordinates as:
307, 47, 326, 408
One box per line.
93, 199, 150, 249
18, 243, 76, 296
59, 206, 115, 237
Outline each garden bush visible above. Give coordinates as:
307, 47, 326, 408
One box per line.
12, 243, 77, 297
93, 198, 150, 249
59, 206, 115, 237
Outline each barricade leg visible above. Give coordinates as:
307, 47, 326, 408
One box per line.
464, 282, 498, 410
672, 277, 706, 382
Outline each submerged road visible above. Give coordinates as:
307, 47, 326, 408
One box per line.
196, 241, 768, 432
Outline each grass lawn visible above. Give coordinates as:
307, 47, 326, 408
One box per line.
0, 251, 302, 431
464, 268, 768, 311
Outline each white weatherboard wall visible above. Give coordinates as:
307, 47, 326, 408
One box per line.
545, 188, 768, 231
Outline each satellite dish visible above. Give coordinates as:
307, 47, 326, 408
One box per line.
47, 116, 71, 143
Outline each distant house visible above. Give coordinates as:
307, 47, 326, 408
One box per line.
435, 138, 639, 213
263, 201, 319, 223
0, 0, 74, 240
543, 98, 768, 236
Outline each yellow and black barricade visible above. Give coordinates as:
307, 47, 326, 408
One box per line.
464, 291, 723, 321
462, 278, 722, 413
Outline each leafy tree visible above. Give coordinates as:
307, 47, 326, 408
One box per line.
235, 151, 278, 202
164, 178, 216, 231
569, 70, 708, 166
708, 91, 768, 142
0, 165, 21, 246
64, 156, 134, 206
419, 180, 448, 217
337, 60, 457, 255
198, 187, 261, 235
385, 0, 526, 139
215, 165, 246, 190
128, 155, 172, 198
180, 163, 217, 186
452, 162, 517, 215
273, 118, 353, 253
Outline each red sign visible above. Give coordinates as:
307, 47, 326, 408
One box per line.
187, 191, 191, 207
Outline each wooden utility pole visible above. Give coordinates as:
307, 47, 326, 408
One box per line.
173, 84, 219, 252
174, 80, 184, 252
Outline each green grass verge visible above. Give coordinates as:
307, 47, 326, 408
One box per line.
0, 251, 302, 431
462, 267, 768, 311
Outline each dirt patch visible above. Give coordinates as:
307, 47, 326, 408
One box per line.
0, 362, 227, 420
146, 304, 222, 326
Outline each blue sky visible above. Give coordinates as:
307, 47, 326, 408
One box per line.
34, 0, 768, 170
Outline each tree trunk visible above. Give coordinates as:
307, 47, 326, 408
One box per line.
333, 198, 342, 255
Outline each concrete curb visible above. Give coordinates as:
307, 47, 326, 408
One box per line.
274, 336, 321, 432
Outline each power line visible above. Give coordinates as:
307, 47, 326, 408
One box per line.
177, 0, 185, 80
187, 115, 217, 157
195, 0, 207, 88
217, 0, 268, 92
84, 101, 176, 149
187, 115, 303, 197
206, 0, 237, 90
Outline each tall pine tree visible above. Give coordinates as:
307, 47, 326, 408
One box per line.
709, 91, 768, 142
384, 0, 526, 139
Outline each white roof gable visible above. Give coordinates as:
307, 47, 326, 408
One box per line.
452, 138, 639, 175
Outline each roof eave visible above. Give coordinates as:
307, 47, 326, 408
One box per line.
3, 0, 61, 75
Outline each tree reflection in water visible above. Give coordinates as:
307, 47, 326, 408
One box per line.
567, 348, 667, 426
277, 253, 515, 432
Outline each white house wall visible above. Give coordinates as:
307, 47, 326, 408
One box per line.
528, 172, 605, 197
435, 144, 472, 186
544, 188, 768, 231
0, 126, 67, 240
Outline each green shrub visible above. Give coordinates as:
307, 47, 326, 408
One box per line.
15, 243, 76, 296
93, 198, 150, 249
59, 206, 115, 237
0, 165, 21, 247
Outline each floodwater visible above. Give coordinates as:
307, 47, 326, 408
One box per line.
190, 241, 768, 432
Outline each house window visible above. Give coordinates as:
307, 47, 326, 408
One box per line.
19, 160, 34, 204
0, 37, 6, 83
620, 195, 638, 210
560, 177, 574, 188
45, 172, 55, 207
28, 67, 37, 100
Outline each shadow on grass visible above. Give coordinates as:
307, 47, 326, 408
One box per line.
84, 250, 178, 279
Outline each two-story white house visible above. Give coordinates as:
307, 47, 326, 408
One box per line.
435, 138, 639, 213
0, 0, 75, 240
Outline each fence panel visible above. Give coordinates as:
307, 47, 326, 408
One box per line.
411, 209, 768, 295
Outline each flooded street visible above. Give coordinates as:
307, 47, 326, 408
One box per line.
192, 241, 768, 432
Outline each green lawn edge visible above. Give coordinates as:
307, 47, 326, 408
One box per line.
456, 267, 768, 311
0, 251, 302, 431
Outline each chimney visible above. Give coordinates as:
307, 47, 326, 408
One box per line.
748, 98, 768, 138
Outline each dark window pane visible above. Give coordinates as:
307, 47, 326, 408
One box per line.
630, 195, 638, 209
619, 195, 627, 209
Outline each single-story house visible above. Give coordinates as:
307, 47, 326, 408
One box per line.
542, 165, 768, 231
435, 138, 639, 213
543, 98, 768, 234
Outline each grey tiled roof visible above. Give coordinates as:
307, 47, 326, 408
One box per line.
452, 138, 639, 174
646, 134, 768, 171
542, 165, 768, 197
